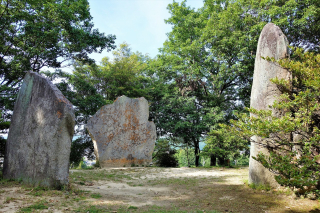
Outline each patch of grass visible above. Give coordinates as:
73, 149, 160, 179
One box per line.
127, 181, 134, 186
4, 197, 16, 203
19, 200, 49, 212
0, 178, 21, 187
139, 205, 220, 213
127, 181, 144, 187
24, 185, 74, 197
75, 205, 107, 213
70, 169, 133, 183
90, 193, 102, 199
247, 182, 271, 191
128, 205, 138, 210
26, 186, 49, 196
80, 166, 94, 170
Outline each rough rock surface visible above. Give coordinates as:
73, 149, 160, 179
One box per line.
86, 96, 156, 167
249, 23, 291, 187
3, 72, 75, 188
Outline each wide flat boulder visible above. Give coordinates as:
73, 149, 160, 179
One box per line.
3, 71, 75, 188
86, 96, 156, 167
249, 23, 291, 187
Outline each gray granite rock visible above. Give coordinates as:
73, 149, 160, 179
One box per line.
249, 23, 291, 187
86, 96, 156, 167
3, 72, 75, 188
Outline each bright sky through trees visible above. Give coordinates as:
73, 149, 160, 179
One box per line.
88, 0, 204, 63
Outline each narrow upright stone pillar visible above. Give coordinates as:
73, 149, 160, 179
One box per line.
3, 72, 75, 188
86, 96, 156, 167
249, 23, 291, 187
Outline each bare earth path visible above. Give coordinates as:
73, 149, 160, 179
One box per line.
1, 167, 320, 212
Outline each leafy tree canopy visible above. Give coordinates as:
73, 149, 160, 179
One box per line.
0, 0, 116, 128
53, 43, 151, 165
202, 128, 249, 165
157, 0, 320, 166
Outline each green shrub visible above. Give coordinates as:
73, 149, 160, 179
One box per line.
229, 49, 320, 197
69, 137, 94, 168
154, 150, 178, 167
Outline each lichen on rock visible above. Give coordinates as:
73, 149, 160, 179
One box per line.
86, 96, 156, 167
3, 71, 75, 188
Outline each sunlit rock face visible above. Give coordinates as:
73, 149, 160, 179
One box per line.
86, 96, 156, 167
249, 23, 291, 187
3, 72, 75, 188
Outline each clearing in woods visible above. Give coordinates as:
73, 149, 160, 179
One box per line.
0, 167, 320, 213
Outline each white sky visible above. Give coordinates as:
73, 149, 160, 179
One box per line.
88, 0, 204, 64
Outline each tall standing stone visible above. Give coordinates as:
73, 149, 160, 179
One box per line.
249, 23, 291, 187
86, 96, 156, 167
3, 72, 75, 188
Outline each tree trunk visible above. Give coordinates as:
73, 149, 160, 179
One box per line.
218, 157, 225, 166
186, 143, 190, 167
210, 154, 216, 166
194, 139, 200, 167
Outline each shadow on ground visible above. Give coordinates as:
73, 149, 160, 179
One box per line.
71, 167, 320, 213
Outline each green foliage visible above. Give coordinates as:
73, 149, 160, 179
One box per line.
77, 159, 88, 170
0, 113, 8, 161
0, 0, 116, 131
236, 154, 250, 166
202, 128, 250, 166
0, 112, 10, 132
248, 182, 271, 192
152, 138, 170, 158
52, 43, 151, 161
154, 0, 260, 166
154, 149, 178, 168
0, 112, 5, 167
69, 137, 94, 167
239, 0, 320, 50
229, 49, 320, 197
154, 0, 320, 167
128, 206, 138, 210
175, 148, 195, 167
153, 139, 178, 167
201, 156, 211, 167
0, 136, 6, 161
98, 43, 150, 100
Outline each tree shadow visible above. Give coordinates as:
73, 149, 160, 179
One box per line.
76, 168, 320, 213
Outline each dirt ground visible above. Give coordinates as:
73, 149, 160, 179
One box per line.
1, 167, 320, 213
